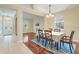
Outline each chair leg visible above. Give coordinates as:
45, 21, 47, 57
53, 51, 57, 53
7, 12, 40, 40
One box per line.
60, 41, 61, 49
37, 36, 39, 42
50, 40, 53, 49
56, 42, 59, 50
47, 40, 49, 48
43, 39, 45, 46
48, 40, 50, 45
54, 42, 56, 47
40, 38, 42, 44
43, 39, 46, 46
45, 39, 48, 47
50, 41, 52, 49
42, 39, 44, 45
38, 37, 40, 42
62, 42, 64, 46
49, 40, 52, 49
71, 43, 74, 50
69, 44, 72, 53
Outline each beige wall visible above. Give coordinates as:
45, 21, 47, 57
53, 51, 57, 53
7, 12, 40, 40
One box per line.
33, 16, 44, 32
44, 16, 54, 30
23, 19, 34, 32
28, 19, 34, 32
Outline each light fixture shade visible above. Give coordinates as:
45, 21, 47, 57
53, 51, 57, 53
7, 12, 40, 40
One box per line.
45, 4, 54, 18
46, 13, 54, 18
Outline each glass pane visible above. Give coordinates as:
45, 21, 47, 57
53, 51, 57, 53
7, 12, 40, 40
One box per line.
3, 16, 13, 35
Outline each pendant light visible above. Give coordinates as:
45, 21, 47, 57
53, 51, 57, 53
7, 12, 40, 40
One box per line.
46, 4, 54, 18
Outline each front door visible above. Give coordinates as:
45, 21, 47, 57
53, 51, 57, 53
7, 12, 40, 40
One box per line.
3, 16, 13, 36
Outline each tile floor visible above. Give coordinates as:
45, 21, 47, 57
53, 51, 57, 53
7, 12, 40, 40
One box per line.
0, 35, 33, 54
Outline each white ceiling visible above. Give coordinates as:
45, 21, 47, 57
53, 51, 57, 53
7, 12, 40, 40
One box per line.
19, 4, 79, 14
33, 4, 70, 13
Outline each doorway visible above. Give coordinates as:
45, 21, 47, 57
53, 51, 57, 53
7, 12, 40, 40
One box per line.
0, 8, 16, 36
0, 15, 13, 36
0, 8, 17, 53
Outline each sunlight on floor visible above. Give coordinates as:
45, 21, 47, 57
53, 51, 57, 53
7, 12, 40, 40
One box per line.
0, 35, 33, 54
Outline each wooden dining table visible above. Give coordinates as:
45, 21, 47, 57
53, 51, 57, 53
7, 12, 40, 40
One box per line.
52, 32, 65, 41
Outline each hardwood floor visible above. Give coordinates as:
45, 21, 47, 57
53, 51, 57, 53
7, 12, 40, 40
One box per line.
74, 41, 79, 54
24, 32, 52, 54
24, 32, 79, 54
24, 40, 53, 54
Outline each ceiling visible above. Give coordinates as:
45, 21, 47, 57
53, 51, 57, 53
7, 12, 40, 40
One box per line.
19, 4, 79, 14
33, 4, 70, 13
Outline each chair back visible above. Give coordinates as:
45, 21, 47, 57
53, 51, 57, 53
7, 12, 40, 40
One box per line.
54, 29, 60, 32
38, 29, 43, 37
70, 31, 75, 41
69, 31, 74, 43
49, 28, 53, 31
44, 30, 52, 40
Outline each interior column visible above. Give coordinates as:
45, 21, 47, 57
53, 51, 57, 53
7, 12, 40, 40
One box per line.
17, 9, 23, 42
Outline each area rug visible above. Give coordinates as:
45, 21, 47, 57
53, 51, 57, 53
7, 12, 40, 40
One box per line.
32, 39, 76, 54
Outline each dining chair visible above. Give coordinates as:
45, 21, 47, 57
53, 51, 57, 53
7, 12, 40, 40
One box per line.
37, 29, 43, 43
44, 30, 53, 49
54, 29, 60, 32
60, 31, 75, 53
49, 28, 53, 31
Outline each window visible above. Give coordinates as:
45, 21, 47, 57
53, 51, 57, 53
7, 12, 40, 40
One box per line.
54, 16, 64, 32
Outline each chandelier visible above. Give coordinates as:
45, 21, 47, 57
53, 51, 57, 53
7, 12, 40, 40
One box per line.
46, 4, 54, 18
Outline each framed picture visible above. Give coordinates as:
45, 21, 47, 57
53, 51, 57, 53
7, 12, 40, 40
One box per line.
54, 16, 64, 29
35, 23, 39, 26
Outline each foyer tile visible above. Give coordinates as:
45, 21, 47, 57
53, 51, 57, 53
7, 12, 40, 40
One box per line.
0, 35, 33, 54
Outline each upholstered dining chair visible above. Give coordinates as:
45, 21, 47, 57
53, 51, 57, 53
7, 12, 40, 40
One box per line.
60, 31, 75, 53
44, 30, 53, 49
37, 29, 43, 42
54, 29, 60, 32
49, 28, 53, 31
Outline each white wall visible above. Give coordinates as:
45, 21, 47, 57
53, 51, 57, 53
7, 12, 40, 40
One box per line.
33, 16, 44, 32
